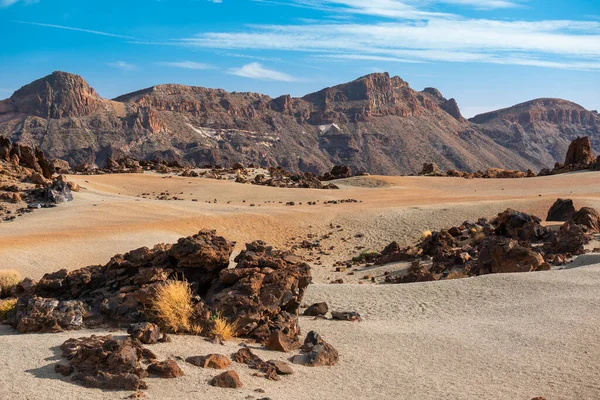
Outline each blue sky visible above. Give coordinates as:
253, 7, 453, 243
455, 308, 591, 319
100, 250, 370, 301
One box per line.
0, 0, 599, 117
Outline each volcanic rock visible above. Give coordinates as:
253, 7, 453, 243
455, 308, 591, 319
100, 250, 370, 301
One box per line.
478, 238, 550, 274
570, 207, 600, 233
59, 335, 152, 390
9, 230, 311, 347
147, 360, 184, 378
127, 322, 162, 344
292, 331, 339, 367
546, 199, 576, 222
331, 311, 362, 322
564, 137, 595, 165
8, 296, 87, 333
303, 302, 329, 317
209, 370, 243, 389
268, 360, 294, 375
185, 354, 231, 369
492, 209, 546, 241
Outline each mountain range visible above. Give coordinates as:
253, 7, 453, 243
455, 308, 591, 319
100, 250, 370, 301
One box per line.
0, 71, 598, 175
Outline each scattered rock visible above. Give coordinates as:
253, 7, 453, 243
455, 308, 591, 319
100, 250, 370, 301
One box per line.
186, 354, 231, 369
210, 370, 243, 389
331, 311, 362, 322
303, 302, 329, 317
292, 331, 338, 367
147, 360, 184, 378
127, 322, 162, 344
59, 335, 152, 390
546, 198, 576, 222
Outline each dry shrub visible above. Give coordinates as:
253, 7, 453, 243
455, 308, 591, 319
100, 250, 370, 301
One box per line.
473, 232, 486, 244
152, 280, 195, 333
352, 250, 380, 262
209, 312, 237, 341
0, 270, 21, 296
446, 270, 468, 280
0, 298, 17, 320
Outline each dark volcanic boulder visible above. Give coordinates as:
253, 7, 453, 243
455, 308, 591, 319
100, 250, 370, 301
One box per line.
303, 302, 329, 316
546, 199, 576, 222
8, 296, 88, 333
420, 163, 439, 175
478, 238, 550, 274
44, 175, 73, 203
206, 240, 312, 344
492, 209, 546, 241
9, 231, 311, 347
564, 137, 595, 165
127, 322, 162, 344
209, 370, 243, 388
321, 165, 352, 180
544, 222, 589, 256
570, 207, 600, 233
292, 331, 339, 367
59, 335, 154, 390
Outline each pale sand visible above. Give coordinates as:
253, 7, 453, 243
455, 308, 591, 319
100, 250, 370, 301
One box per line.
1, 171, 600, 399
1, 267, 600, 399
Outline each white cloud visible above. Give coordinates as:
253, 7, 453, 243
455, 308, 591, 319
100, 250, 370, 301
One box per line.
1, 0, 39, 7
180, 16, 600, 71
14, 21, 137, 40
229, 62, 298, 81
156, 61, 213, 69
107, 61, 136, 71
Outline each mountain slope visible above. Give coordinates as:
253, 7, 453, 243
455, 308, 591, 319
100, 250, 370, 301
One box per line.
0, 71, 596, 174
470, 99, 600, 168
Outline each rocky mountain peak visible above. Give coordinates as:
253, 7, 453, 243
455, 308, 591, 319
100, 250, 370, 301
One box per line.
469, 98, 599, 126
9, 71, 103, 119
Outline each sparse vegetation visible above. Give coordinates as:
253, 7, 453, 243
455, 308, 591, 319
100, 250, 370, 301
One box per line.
352, 250, 380, 262
0, 270, 21, 297
446, 270, 468, 280
209, 312, 237, 341
0, 298, 17, 320
152, 280, 195, 333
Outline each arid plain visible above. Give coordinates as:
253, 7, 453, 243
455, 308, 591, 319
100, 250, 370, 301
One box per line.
1, 171, 600, 399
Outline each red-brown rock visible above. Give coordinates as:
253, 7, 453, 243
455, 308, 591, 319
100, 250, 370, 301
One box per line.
209, 370, 243, 389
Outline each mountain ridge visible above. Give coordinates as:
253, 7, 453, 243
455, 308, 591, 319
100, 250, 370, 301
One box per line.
1, 71, 598, 175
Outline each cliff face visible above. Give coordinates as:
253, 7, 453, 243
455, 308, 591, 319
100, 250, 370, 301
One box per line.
0, 71, 597, 174
470, 99, 600, 169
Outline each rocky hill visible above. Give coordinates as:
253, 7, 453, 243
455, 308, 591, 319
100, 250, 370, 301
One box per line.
470, 99, 600, 169
1, 71, 598, 174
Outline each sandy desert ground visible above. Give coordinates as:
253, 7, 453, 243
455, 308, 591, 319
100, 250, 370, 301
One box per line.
2, 171, 600, 399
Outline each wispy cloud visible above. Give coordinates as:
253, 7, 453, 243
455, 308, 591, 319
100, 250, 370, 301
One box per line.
13, 21, 138, 40
180, 15, 600, 71
229, 62, 298, 81
107, 61, 136, 70
1, 0, 39, 7
156, 61, 213, 69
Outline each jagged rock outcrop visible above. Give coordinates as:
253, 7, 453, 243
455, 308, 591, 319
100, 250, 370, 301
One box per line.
3, 71, 594, 175
8, 231, 311, 346
547, 199, 576, 222
564, 137, 595, 165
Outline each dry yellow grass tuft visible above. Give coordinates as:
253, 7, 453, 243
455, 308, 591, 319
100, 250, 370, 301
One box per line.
209, 312, 237, 341
446, 270, 468, 280
0, 298, 17, 320
0, 270, 21, 296
423, 230, 432, 238
152, 280, 195, 333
